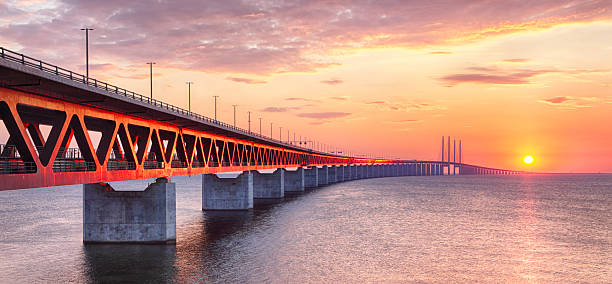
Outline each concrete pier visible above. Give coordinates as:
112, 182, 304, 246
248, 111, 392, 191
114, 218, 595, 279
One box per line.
284, 167, 305, 192
344, 165, 353, 180
304, 166, 318, 188
337, 166, 345, 182
252, 169, 284, 199
202, 171, 253, 210
83, 178, 176, 244
318, 166, 329, 185
328, 166, 337, 183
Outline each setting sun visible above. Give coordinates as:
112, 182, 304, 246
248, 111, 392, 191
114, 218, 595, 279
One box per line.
523, 155, 534, 165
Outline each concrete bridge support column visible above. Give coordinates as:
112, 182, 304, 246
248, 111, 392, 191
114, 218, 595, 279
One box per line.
355, 165, 364, 179
202, 172, 253, 210
426, 164, 432, 176
284, 167, 305, 193
304, 167, 318, 188
318, 166, 329, 186
328, 166, 338, 183
383, 165, 390, 177
337, 166, 345, 182
83, 178, 176, 244
252, 169, 284, 199
344, 165, 352, 180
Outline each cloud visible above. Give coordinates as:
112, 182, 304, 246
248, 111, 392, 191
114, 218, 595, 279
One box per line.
363, 100, 444, 112
329, 96, 349, 101
429, 51, 452, 55
261, 107, 289, 112
502, 58, 529, 63
285, 97, 319, 103
440, 67, 609, 86
541, 96, 569, 104
392, 119, 422, 123
538, 96, 598, 109
321, 79, 343, 85
1, 0, 609, 75
225, 77, 267, 84
297, 112, 351, 119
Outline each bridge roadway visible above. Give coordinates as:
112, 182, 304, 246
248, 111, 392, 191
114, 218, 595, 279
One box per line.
0, 47, 521, 243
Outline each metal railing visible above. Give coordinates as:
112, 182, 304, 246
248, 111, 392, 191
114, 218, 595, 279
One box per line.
0, 47, 332, 156
52, 160, 96, 172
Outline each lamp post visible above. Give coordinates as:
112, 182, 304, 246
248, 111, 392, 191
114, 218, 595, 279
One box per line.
232, 105, 237, 127
186, 82, 193, 114
248, 111, 251, 133
80, 28, 94, 81
212, 95, 219, 121
258, 118, 262, 135
279, 127, 282, 142
270, 123, 273, 139
147, 62, 155, 99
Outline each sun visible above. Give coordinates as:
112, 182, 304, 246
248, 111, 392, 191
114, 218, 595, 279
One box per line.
523, 155, 534, 165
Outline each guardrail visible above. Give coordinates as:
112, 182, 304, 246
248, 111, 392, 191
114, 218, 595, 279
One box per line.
0, 46, 328, 156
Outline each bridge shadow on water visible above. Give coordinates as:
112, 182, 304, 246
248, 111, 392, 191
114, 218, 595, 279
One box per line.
81, 188, 314, 282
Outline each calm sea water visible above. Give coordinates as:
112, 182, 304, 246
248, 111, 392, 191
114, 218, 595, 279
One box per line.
0, 174, 610, 283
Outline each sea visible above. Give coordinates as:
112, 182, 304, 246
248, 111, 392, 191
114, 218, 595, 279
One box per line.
0, 174, 610, 283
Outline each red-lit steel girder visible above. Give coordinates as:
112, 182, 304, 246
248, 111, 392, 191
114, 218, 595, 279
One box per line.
0, 88, 399, 190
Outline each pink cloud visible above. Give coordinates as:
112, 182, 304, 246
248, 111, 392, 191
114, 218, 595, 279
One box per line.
321, 79, 343, 85
0, 0, 609, 75
297, 112, 351, 119
542, 96, 570, 104
225, 77, 267, 84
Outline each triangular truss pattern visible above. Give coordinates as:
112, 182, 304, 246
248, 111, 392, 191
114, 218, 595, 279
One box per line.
192, 137, 206, 168
54, 114, 96, 172
108, 123, 136, 170
83, 116, 116, 166
0, 102, 37, 173
128, 124, 150, 165
146, 129, 165, 169
172, 133, 190, 168
158, 129, 177, 163
16, 104, 66, 167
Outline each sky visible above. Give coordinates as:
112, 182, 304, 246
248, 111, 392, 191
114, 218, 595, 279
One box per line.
1, 0, 611, 173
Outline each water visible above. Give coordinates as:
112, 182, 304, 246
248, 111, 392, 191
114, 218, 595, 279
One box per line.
0, 174, 610, 283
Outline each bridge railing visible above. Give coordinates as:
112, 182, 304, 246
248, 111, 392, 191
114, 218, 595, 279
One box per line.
0, 47, 322, 156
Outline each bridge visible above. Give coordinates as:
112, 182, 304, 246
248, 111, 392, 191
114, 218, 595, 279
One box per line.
0, 47, 521, 243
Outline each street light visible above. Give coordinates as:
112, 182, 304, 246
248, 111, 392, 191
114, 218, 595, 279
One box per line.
232, 105, 238, 127
147, 62, 155, 99
186, 81, 193, 114
259, 118, 262, 135
213, 95, 219, 121
270, 122, 273, 139
80, 28, 94, 80
279, 127, 282, 142
248, 111, 251, 133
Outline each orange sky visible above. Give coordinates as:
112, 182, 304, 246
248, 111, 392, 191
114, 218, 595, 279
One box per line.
1, 1, 611, 172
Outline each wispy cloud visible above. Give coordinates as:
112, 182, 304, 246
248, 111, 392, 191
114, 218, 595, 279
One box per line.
429, 51, 452, 55
502, 58, 530, 63
363, 100, 444, 112
538, 96, 598, 109
261, 107, 289, 112
226, 77, 267, 84
297, 112, 351, 119
329, 96, 349, 101
321, 79, 343, 85
440, 67, 609, 86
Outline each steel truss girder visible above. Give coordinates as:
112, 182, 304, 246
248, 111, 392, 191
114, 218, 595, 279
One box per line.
0, 88, 385, 190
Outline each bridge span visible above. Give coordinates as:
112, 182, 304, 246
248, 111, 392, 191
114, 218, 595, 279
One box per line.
0, 47, 521, 243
